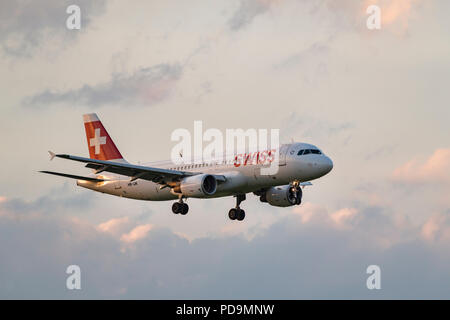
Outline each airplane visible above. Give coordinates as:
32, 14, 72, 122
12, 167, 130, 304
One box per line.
41, 113, 333, 221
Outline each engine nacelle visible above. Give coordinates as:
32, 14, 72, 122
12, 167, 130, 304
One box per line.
178, 174, 217, 198
264, 185, 302, 207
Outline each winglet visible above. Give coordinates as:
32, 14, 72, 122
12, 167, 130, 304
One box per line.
48, 151, 56, 161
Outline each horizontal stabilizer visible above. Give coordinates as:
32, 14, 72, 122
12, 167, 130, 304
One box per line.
39, 171, 104, 183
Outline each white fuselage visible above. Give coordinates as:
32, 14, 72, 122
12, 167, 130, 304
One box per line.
77, 143, 333, 201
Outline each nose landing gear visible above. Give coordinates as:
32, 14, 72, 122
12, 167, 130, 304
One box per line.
228, 194, 246, 221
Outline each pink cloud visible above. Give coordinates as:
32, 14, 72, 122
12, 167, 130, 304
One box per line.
292, 202, 328, 223
330, 208, 358, 225
120, 224, 153, 244
293, 202, 359, 228
364, 0, 417, 26
392, 148, 450, 183
97, 216, 130, 235
421, 214, 450, 243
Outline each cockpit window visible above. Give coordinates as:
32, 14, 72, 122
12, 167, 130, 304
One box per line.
297, 149, 322, 156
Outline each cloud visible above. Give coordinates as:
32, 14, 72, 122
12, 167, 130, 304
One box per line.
421, 213, 450, 243
97, 216, 154, 246
120, 224, 153, 244
293, 204, 364, 230
24, 64, 182, 108
97, 217, 131, 235
228, 0, 279, 31
0, 0, 106, 57
365, 0, 420, 29
0, 183, 95, 218
292, 202, 328, 224
1, 187, 450, 299
330, 207, 358, 226
392, 148, 450, 184
0, 195, 450, 299
318, 0, 422, 34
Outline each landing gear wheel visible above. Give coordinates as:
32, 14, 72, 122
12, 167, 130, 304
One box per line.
172, 202, 189, 215
228, 208, 237, 220
172, 202, 181, 214
180, 203, 189, 215
236, 209, 245, 221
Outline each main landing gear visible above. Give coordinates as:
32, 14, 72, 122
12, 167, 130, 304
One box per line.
172, 198, 189, 215
228, 194, 246, 221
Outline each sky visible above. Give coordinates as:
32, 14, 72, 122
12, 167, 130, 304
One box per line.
0, 0, 449, 299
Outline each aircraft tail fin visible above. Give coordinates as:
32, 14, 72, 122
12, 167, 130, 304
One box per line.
83, 113, 127, 162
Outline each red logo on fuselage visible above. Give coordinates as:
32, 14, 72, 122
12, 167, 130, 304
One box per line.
233, 149, 277, 167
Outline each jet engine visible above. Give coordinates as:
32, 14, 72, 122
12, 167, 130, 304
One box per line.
262, 185, 302, 207
176, 174, 217, 198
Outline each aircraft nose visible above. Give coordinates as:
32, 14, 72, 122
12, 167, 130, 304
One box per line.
321, 156, 333, 175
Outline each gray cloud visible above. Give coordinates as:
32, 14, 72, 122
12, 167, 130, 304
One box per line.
24, 64, 182, 108
1, 190, 450, 299
0, 183, 95, 217
0, 0, 106, 57
228, 0, 272, 31
227, 0, 361, 32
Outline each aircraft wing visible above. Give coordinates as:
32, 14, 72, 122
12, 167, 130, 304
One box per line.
50, 153, 226, 184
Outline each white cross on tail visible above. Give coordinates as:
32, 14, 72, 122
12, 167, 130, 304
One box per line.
89, 128, 106, 155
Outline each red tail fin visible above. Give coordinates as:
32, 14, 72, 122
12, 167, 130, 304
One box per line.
83, 113, 125, 162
